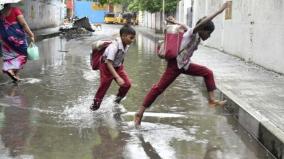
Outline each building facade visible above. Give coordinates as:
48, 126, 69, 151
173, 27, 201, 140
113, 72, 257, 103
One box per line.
16, 0, 65, 30
139, 0, 284, 74
74, 0, 108, 23
193, 0, 284, 74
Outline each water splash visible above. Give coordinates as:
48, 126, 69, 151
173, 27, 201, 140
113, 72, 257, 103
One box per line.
60, 95, 122, 128
21, 78, 42, 84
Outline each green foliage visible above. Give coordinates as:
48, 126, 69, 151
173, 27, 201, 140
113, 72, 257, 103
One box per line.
97, 0, 121, 5
98, 0, 179, 13
128, 0, 140, 12
133, 0, 179, 13
164, 0, 180, 13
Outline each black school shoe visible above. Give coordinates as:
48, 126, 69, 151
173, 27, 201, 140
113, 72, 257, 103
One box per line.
90, 100, 100, 111
113, 96, 128, 114
114, 96, 123, 104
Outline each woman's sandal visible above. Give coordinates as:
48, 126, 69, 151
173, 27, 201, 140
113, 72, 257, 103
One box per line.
4, 71, 20, 82
134, 113, 143, 128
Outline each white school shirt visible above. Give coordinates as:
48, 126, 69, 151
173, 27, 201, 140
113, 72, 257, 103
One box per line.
103, 37, 129, 67
176, 27, 200, 70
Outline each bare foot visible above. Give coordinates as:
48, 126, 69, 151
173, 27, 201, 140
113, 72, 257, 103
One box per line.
6, 70, 20, 82
209, 99, 227, 107
134, 113, 142, 128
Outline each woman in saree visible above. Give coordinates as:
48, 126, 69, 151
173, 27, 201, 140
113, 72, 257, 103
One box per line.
0, 3, 34, 82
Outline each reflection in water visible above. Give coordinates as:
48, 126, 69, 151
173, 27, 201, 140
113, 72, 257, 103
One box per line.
137, 33, 157, 55
0, 30, 275, 159
203, 142, 223, 159
124, 122, 195, 159
0, 86, 32, 158
39, 37, 66, 68
138, 134, 162, 159
92, 125, 129, 159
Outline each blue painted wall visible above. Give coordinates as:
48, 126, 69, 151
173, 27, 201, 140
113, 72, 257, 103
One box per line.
74, 1, 107, 23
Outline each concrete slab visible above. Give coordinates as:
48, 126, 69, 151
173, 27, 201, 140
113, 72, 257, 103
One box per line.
194, 46, 284, 159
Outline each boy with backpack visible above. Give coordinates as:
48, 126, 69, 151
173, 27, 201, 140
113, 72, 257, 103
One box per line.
90, 24, 136, 111
134, 2, 229, 126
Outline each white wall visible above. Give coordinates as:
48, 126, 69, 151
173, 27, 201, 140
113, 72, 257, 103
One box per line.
113, 4, 123, 13
139, 11, 163, 32
20, 0, 65, 30
193, 0, 284, 74
177, 0, 192, 26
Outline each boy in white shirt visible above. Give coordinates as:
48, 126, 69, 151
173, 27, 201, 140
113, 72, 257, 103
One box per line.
90, 25, 136, 111
135, 2, 229, 126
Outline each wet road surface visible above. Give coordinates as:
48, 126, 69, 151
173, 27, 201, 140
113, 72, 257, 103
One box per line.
0, 25, 275, 159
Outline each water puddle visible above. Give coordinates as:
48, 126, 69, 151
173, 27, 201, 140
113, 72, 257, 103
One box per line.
0, 28, 275, 159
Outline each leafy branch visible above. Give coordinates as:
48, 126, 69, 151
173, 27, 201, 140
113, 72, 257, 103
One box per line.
97, 0, 179, 13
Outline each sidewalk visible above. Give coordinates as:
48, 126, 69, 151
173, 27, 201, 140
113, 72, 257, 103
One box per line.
136, 27, 284, 159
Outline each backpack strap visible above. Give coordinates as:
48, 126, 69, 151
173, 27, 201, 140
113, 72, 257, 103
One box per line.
178, 33, 199, 55
113, 39, 124, 64
101, 39, 122, 63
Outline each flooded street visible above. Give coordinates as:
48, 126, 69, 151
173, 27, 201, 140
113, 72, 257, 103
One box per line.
0, 25, 274, 159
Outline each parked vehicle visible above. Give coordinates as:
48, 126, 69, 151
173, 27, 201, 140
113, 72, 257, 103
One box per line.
104, 13, 115, 24
114, 13, 124, 24
122, 12, 138, 25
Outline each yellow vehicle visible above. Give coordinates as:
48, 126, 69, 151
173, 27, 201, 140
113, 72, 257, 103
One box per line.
114, 13, 124, 24
104, 13, 115, 24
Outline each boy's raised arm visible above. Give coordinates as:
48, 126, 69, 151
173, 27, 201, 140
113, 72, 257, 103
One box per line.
193, 2, 229, 34
166, 16, 188, 31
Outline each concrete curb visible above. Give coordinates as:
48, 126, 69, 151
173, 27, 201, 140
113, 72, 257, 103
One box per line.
218, 86, 283, 159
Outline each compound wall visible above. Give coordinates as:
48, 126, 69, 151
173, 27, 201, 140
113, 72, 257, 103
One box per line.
17, 0, 65, 30
193, 0, 284, 74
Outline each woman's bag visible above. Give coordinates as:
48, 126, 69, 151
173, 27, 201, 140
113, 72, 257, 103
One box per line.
27, 43, 39, 60
157, 25, 184, 60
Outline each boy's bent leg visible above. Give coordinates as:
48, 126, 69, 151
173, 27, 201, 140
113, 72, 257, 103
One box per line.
143, 66, 180, 108
135, 65, 180, 126
92, 79, 112, 110
91, 64, 113, 111
184, 63, 226, 106
115, 66, 131, 103
184, 63, 216, 91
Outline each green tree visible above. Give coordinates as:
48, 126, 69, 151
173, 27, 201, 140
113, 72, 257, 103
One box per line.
128, 0, 140, 12
98, 0, 122, 5
98, 0, 179, 13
